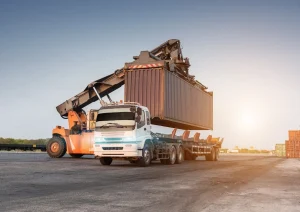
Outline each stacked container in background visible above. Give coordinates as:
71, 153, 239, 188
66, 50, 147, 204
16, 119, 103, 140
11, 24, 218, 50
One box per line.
285, 130, 300, 158
275, 144, 286, 157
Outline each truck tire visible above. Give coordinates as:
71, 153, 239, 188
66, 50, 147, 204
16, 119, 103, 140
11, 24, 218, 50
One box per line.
166, 146, 176, 165
175, 146, 184, 164
70, 154, 83, 158
138, 144, 151, 167
214, 148, 219, 161
205, 148, 216, 161
46, 136, 67, 158
100, 157, 113, 165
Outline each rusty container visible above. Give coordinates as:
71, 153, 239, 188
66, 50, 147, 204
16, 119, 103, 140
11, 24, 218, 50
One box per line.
285, 140, 300, 158
288, 130, 300, 140
124, 68, 213, 130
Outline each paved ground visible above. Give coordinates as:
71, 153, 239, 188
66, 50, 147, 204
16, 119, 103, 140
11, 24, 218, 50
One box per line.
0, 153, 299, 212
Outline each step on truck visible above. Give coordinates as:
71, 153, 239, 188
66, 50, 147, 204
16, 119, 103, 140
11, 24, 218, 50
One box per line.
93, 102, 223, 167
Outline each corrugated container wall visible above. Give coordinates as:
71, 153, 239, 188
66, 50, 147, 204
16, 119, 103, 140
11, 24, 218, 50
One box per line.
124, 69, 213, 130
285, 130, 300, 158
275, 144, 286, 157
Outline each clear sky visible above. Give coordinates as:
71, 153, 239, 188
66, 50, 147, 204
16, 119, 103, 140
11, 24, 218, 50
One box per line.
1, 0, 300, 150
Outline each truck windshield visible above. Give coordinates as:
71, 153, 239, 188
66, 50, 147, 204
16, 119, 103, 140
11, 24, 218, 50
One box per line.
97, 112, 135, 121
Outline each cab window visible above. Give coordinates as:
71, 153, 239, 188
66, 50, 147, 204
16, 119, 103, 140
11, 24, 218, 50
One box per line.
137, 110, 146, 129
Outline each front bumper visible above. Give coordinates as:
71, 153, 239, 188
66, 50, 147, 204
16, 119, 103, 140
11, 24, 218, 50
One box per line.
94, 143, 143, 158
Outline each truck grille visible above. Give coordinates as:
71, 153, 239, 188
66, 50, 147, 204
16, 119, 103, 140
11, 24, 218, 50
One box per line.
102, 147, 123, 150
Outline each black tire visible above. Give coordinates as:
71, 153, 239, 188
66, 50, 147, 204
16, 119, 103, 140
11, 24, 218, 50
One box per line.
205, 148, 216, 161
138, 144, 151, 167
175, 146, 184, 164
166, 145, 177, 165
46, 136, 67, 158
214, 148, 219, 161
99, 157, 113, 165
70, 154, 83, 158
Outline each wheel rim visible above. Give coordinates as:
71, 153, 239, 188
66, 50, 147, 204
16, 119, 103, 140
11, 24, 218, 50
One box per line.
144, 149, 150, 164
170, 147, 176, 163
178, 148, 183, 162
50, 142, 59, 153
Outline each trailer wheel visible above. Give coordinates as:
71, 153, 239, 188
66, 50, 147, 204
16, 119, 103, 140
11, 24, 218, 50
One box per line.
138, 144, 151, 167
69, 154, 83, 158
166, 146, 176, 165
99, 157, 113, 165
205, 148, 216, 161
175, 146, 184, 164
46, 136, 67, 158
214, 148, 219, 161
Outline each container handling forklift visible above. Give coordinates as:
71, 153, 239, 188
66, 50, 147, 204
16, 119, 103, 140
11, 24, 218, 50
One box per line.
46, 39, 223, 166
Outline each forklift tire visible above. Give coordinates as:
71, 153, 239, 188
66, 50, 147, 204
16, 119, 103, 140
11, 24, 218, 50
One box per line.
100, 157, 113, 165
205, 148, 216, 161
166, 146, 176, 165
70, 154, 83, 158
138, 144, 151, 167
46, 136, 67, 158
175, 146, 184, 164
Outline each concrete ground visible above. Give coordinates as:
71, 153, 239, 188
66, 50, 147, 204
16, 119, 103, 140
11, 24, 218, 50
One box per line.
0, 153, 299, 212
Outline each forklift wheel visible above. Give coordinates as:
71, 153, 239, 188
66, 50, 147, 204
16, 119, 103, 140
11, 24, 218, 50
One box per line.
46, 136, 67, 158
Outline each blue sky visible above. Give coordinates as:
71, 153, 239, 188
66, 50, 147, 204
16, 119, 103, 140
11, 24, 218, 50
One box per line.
1, 0, 300, 149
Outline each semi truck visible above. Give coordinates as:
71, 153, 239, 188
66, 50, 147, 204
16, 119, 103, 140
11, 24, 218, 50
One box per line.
93, 101, 222, 167
46, 39, 222, 166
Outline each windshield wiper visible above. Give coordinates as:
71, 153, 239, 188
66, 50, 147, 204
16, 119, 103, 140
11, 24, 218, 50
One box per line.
99, 123, 124, 128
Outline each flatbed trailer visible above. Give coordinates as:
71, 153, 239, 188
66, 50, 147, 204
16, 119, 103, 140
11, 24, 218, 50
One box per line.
0, 144, 46, 152
150, 132, 221, 164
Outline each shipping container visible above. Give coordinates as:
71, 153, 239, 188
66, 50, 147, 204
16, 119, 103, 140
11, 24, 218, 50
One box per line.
124, 68, 213, 130
285, 140, 300, 158
275, 144, 286, 157
288, 130, 300, 140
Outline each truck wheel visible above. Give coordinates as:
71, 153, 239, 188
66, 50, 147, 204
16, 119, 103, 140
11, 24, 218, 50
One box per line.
205, 148, 216, 161
70, 154, 83, 158
46, 136, 67, 158
138, 144, 151, 167
175, 146, 184, 164
166, 146, 176, 165
100, 157, 113, 165
214, 148, 219, 161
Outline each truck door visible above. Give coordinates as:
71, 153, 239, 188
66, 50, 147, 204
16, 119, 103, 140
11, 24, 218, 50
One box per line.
136, 109, 147, 138
145, 111, 151, 133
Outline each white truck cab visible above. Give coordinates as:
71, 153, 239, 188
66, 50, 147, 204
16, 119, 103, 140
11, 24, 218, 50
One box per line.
93, 102, 153, 166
